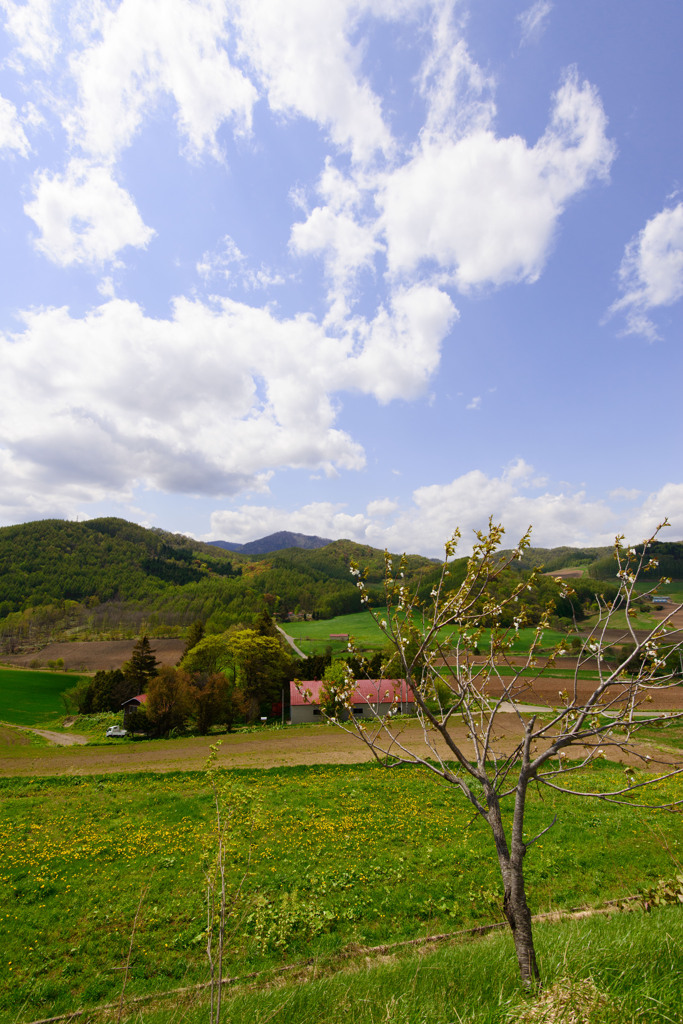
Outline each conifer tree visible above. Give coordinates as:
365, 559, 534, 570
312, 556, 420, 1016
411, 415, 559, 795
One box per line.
125, 635, 159, 692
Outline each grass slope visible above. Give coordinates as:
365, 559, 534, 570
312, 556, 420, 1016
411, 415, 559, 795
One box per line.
139, 908, 683, 1024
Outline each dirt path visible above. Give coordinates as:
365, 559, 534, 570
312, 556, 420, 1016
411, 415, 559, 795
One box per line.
0, 719, 678, 778
0, 721, 89, 746
276, 625, 307, 659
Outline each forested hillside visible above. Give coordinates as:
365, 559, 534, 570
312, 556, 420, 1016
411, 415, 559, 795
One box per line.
588, 540, 683, 581
0, 518, 434, 650
1, 517, 679, 653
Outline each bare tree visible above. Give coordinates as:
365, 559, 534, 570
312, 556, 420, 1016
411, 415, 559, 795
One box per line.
323, 520, 683, 987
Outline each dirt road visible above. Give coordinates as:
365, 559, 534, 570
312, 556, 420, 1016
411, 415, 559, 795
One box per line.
0, 721, 89, 747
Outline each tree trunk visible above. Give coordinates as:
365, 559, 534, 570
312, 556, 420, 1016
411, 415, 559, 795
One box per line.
487, 787, 540, 988
503, 867, 539, 988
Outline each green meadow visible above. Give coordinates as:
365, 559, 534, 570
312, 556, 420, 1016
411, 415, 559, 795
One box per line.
283, 610, 570, 658
0, 667, 85, 727
0, 761, 681, 1021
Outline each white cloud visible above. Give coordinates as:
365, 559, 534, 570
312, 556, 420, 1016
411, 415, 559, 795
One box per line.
366, 497, 398, 518
290, 160, 383, 322
466, 395, 481, 410
234, 0, 395, 164
341, 284, 458, 402
0, 94, 30, 156
209, 501, 369, 545
624, 484, 683, 542
418, 1, 495, 146
24, 160, 155, 266
609, 202, 683, 340
381, 69, 614, 289
1, 0, 59, 70
208, 464, 683, 556
65, 0, 256, 161
197, 236, 285, 290
609, 487, 641, 501
518, 1, 552, 46
0, 287, 457, 513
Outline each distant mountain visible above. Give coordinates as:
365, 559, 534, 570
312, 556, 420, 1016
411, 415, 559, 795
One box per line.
208, 531, 333, 555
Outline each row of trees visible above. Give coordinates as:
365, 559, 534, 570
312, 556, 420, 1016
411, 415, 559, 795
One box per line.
68, 618, 298, 737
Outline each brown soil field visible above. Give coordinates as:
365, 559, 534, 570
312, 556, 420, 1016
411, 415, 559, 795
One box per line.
0, 725, 33, 747
543, 568, 584, 578
0, 719, 678, 778
2, 638, 186, 672
478, 676, 683, 711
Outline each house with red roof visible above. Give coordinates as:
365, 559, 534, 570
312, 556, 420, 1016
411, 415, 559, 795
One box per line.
290, 679, 414, 724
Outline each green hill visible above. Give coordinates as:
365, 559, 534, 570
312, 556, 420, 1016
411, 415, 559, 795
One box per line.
1, 518, 677, 653
0, 518, 434, 650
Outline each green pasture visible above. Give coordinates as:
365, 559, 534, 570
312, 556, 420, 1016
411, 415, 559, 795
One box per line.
0, 760, 681, 1020
634, 577, 683, 601
283, 610, 570, 658
0, 666, 85, 727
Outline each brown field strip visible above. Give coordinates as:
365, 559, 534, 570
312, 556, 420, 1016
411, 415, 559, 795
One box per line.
0, 718, 679, 778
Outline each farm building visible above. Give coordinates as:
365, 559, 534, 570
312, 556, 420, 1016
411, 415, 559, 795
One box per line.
290, 679, 414, 724
121, 692, 147, 727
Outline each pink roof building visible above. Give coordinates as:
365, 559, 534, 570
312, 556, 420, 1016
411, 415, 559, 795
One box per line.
290, 679, 414, 723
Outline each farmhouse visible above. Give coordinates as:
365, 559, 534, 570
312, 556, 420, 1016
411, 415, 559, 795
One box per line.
290, 679, 414, 724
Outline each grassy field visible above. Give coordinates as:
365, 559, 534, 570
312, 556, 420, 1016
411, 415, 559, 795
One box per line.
0, 760, 681, 1021
283, 611, 570, 658
0, 666, 85, 727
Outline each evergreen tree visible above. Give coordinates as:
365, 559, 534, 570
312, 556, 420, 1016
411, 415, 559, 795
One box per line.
124, 635, 159, 692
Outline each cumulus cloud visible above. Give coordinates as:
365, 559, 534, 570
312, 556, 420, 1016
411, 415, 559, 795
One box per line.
24, 160, 155, 266
381, 69, 614, 289
0, 287, 457, 513
609, 202, 683, 340
0, 94, 30, 156
234, 0, 393, 164
341, 284, 458, 402
209, 501, 370, 546
208, 464, 683, 556
65, 0, 256, 160
625, 484, 683, 541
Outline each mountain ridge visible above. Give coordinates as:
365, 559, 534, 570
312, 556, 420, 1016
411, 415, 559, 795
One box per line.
208, 531, 333, 555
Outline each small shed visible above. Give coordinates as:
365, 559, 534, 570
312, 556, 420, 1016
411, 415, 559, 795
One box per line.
121, 693, 147, 727
290, 679, 414, 724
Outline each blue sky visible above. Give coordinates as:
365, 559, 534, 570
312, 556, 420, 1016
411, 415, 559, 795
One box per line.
0, 0, 681, 556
